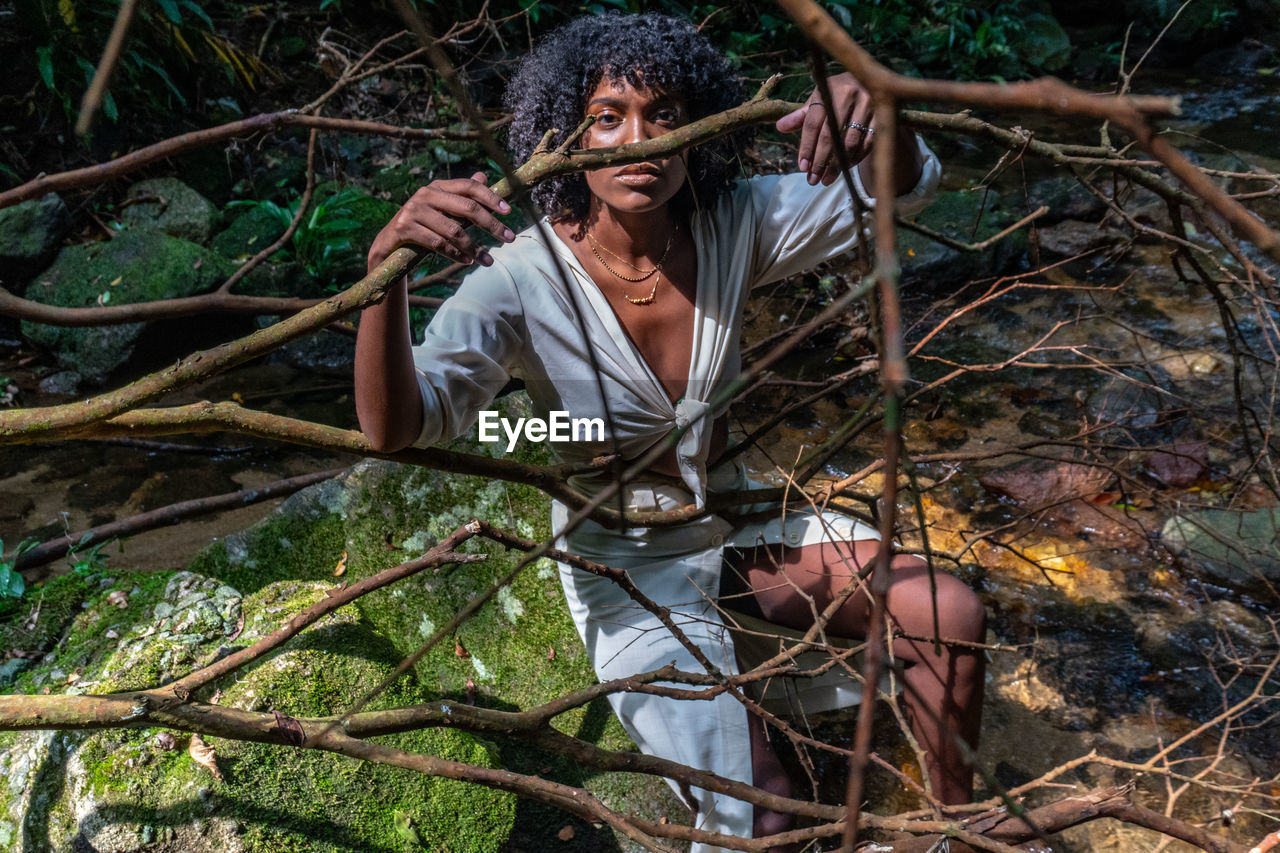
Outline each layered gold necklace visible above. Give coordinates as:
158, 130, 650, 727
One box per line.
586, 227, 676, 306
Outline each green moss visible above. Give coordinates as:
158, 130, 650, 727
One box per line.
19, 230, 237, 382
2, 576, 515, 852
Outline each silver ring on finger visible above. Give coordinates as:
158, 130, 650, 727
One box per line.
845, 121, 874, 133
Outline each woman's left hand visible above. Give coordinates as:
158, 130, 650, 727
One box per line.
775, 72, 875, 186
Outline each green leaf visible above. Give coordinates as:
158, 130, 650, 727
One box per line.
102, 90, 118, 122
0, 564, 22, 599
37, 46, 56, 91
313, 217, 362, 232
179, 0, 214, 29
136, 54, 189, 104
155, 0, 183, 25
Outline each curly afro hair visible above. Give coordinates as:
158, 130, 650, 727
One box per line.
504, 12, 752, 223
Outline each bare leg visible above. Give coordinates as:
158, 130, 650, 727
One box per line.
727, 538, 986, 823
747, 711, 797, 851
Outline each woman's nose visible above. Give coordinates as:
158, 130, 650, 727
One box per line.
623, 115, 656, 143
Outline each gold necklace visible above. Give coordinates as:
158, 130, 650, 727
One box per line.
586, 228, 675, 306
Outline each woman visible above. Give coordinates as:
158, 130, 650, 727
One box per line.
356, 13, 984, 851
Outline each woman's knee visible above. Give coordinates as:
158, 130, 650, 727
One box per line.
933, 575, 985, 642
889, 565, 985, 643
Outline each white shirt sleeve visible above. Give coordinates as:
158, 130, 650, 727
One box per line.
748, 133, 941, 287
409, 259, 526, 447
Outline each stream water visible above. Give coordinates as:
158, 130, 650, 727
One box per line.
1, 67, 1278, 850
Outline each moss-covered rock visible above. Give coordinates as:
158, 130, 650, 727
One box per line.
210, 204, 289, 261
0, 571, 514, 853
122, 178, 219, 245
19, 230, 236, 382
0, 193, 70, 288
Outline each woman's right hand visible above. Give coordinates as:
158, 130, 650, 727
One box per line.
366, 171, 516, 273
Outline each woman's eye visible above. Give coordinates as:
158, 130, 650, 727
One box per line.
654, 109, 680, 124
595, 112, 621, 127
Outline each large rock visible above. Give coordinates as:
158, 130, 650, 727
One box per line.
0, 568, 515, 853
899, 189, 1027, 289
210, 203, 288, 261
1, 398, 684, 851
20, 230, 235, 383
122, 178, 219, 245
0, 194, 71, 288
1013, 11, 1072, 71
1161, 507, 1280, 594
1026, 175, 1107, 225
1036, 218, 1126, 259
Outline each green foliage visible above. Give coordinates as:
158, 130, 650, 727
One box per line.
65, 536, 113, 575
823, 0, 1053, 79
227, 187, 396, 287
0, 539, 37, 600
14, 0, 264, 132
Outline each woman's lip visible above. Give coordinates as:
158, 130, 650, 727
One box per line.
615, 173, 660, 186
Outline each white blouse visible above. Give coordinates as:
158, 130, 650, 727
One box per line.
411, 135, 941, 510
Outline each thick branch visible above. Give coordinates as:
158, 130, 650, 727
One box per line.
0, 114, 492, 209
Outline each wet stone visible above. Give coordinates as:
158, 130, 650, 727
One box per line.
1145, 441, 1209, 487
1086, 371, 1172, 430
37, 370, 80, 396
1161, 507, 1280, 594
1035, 218, 1126, 258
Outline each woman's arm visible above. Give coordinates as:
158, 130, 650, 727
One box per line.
775, 72, 923, 195
355, 172, 514, 453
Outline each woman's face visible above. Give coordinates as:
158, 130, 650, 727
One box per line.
579, 75, 689, 218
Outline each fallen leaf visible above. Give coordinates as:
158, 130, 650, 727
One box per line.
193, 257, 203, 270
210, 687, 223, 705
105, 629, 119, 640
155, 731, 177, 750
464, 677, 476, 705
546, 645, 556, 660
333, 549, 348, 578
231, 391, 244, 404
393, 810, 423, 846
227, 611, 245, 642
189, 733, 224, 781
65, 671, 80, 684
108, 276, 121, 287
557, 825, 575, 842
454, 637, 470, 658
105, 590, 129, 609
